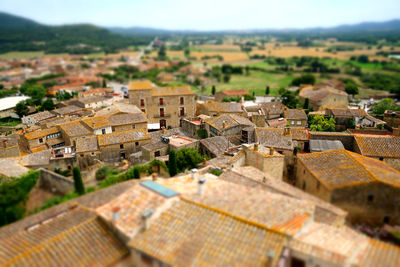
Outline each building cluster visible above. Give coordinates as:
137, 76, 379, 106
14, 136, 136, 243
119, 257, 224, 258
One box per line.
1, 56, 400, 266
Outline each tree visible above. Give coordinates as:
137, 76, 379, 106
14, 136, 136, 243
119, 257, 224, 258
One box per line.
291, 74, 316, 86
223, 74, 231, 83
176, 148, 203, 172
279, 88, 299, 109
245, 65, 250, 75
184, 47, 190, 57
133, 167, 140, 179
168, 150, 178, 177
372, 98, 400, 116
345, 82, 359, 95
0, 84, 3, 90
72, 166, 85, 195
309, 115, 336, 132
211, 86, 216, 95
265, 86, 270, 95
102, 79, 107, 88
158, 45, 167, 58
42, 98, 55, 111
303, 98, 309, 109
25, 84, 46, 106
15, 101, 29, 118
196, 129, 208, 139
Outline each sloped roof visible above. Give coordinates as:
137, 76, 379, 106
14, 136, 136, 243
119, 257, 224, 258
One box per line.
59, 120, 92, 137
128, 80, 154, 90
24, 127, 59, 140
310, 140, 344, 152
354, 136, 400, 158
106, 112, 147, 126
260, 102, 285, 115
97, 129, 149, 146
24, 110, 55, 123
20, 149, 51, 166
285, 109, 307, 120
200, 136, 234, 156
328, 108, 353, 117
0, 208, 128, 266
206, 114, 254, 131
202, 101, 243, 113
51, 105, 82, 115
290, 128, 309, 141
298, 149, 400, 190
76, 136, 99, 153
299, 86, 347, 103
81, 116, 111, 130
255, 128, 293, 150
129, 199, 286, 266
152, 86, 194, 96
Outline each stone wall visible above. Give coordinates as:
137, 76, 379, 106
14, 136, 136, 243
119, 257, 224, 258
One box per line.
38, 168, 74, 195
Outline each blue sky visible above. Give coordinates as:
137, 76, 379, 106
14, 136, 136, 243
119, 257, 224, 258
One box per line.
1, 0, 399, 30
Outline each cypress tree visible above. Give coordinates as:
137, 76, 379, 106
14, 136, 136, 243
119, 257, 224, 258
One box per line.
73, 166, 85, 195
168, 150, 178, 177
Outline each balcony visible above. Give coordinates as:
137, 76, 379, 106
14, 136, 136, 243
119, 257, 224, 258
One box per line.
153, 113, 171, 118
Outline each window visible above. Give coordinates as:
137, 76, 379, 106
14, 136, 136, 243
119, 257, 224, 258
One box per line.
367, 195, 374, 202
316, 181, 320, 190
102, 129, 106, 134
379, 157, 384, 161
39, 138, 43, 143
302, 181, 306, 190
132, 125, 135, 129
291, 257, 306, 267
383, 216, 391, 224
91, 152, 95, 156
154, 151, 161, 157
159, 98, 164, 105
140, 99, 145, 107
120, 144, 124, 149
297, 121, 301, 125
180, 107, 185, 116
135, 142, 139, 146
141, 109, 145, 113
160, 108, 164, 117
291, 121, 295, 125
81, 154, 84, 157
180, 97, 184, 105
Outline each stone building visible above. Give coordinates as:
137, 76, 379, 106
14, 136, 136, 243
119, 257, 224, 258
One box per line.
383, 110, 400, 128
128, 80, 195, 129
204, 114, 254, 138
326, 108, 353, 131
285, 109, 308, 127
98, 129, 150, 161
353, 135, 400, 171
81, 116, 112, 135
22, 110, 55, 126
199, 136, 234, 158
0, 135, 21, 158
296, 149, 400, 226
214, 89, 249, 102
299, 85, 348, 110
196, 101, 243, 117
22, 127, 64, 152
58, 120, 93, 146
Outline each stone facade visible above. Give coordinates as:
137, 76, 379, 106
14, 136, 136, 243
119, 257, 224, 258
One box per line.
242, 145, 284, 180
128, 80, 195, 129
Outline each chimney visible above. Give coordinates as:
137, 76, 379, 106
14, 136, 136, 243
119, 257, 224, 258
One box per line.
191, 168, 198, 180
198, 177, 206, 197
269, 147, 274, 155
112, 206, 120, 222
152, 172, 158, 181
254, 143, 258, 152
283, 127, 290, 136
141, 208, 154, 231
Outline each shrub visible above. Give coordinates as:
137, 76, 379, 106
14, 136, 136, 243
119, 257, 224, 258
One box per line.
176, 148, 203, 172
95, 165, 119, 181
210, 168, 223, 176
196, 129, 208, 139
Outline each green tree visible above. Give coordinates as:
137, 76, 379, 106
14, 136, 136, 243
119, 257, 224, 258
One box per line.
72, 166, 85, 195
223, 74, 231, 83
291, 74, 316, 86
158, 45, 167, 58
133, 167, 140, 179
211, 85, 216, 95
184, 47, 190, 57
372, 98, 400, 116
15, 101, 29, 118
0, 84, 3, 90
245, 65, 250, 75
25, 84, 46, 106
265, 86, 270, 95
309, 115, 336, 132
102, 79, 107, 88
345, 82, 359, 95
279, 88, 299, 109
303, 98, 309, 109
196, 129, 208, 139
168, 150, 178, 177
176, 148, 203, 172
42, 98, 55, 111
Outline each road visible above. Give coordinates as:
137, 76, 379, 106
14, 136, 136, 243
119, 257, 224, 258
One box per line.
131, 37, 157, 64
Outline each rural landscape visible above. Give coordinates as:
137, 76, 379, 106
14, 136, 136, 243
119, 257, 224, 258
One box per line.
1, 1, 400, 266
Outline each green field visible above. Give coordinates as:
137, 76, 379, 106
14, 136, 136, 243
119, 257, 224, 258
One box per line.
0, 51, 45, 59
194, 70, 294, 95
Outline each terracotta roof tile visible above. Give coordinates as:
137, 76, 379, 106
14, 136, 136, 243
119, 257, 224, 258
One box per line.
285, 109, 307, 120
81, 116, 111, 129
355, 136, 400, 158
24, 127, 60, 140
97, 129, 150, 146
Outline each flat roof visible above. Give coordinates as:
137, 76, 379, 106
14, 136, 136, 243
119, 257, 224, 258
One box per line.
169, 136, 196, 147
0, 96, 30, 111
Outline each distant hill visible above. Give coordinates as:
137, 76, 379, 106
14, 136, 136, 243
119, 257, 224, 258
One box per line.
0, 12, 152, 54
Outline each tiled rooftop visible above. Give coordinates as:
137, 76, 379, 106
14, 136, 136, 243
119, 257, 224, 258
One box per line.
354, 136, 400, 158
24, 127, 59, 140
285, 109, 307, 120
255, 127, 293, 150
59, 120, 92, 137
97, 129, 150, 146
81, 116, 111, 129
75, 136, 99, 153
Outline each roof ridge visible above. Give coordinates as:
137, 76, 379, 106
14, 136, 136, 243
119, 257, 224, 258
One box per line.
181, 197, 287, 237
